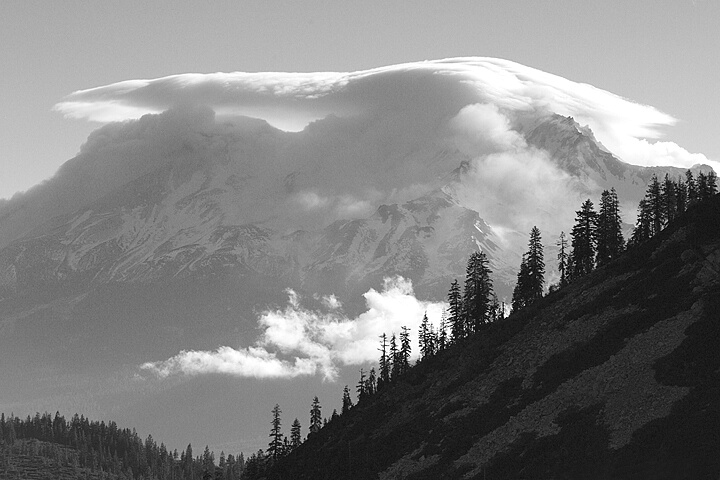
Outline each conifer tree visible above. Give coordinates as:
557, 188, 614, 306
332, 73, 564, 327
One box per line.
570, 199, 598, 278
309, 397, 322, 435
630, 198, 653, 246
596, 188, 624, 266
512, 226, 544, 310
438, 309, 448, 351
378, 333, 390, 387
686, 169, 698, 206
447, 280, 464, 341
389, 333, 400, 380
290, 419, 302, 449
341, 386, 353, 414
366, 367, 377, 396
462, 251, 493, 332
356, 369, 367, 400
557, 231, 569, 286
512, 255, 529, 311
268, 404, 283, 460
662, 174, 678, 224
647, 174, 665, 234
419, 312, 430, 359
526, 226, 545, 300
399, 326, 412, 374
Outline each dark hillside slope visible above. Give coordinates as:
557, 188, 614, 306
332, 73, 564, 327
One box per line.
273, 194, 720, 479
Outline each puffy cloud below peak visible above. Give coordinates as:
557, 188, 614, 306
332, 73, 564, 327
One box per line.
141, 277, 446, 381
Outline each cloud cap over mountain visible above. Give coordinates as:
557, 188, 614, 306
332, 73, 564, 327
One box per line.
55, 57, 714, 170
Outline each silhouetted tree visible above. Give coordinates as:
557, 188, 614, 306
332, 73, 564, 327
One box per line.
570, 199, 598, 278
378, 333, 390, 388
463, 251, 494, 332
309, 397, 322, 435
268, 404, 283, 460
341, 386, 353, 414
596, 188, 624, 266
557, 231, 569, 286
447, 280, 464, 341
290, 419, 302, 450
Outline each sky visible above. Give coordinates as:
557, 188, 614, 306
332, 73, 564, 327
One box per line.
1, 0, 719, 200
2, 0, 720, 456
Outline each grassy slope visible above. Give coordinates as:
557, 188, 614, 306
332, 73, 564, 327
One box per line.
272, 195, 720, 480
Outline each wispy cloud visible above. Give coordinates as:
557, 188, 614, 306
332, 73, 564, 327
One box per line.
55, 57, 712, 169
141, 277, 446, 381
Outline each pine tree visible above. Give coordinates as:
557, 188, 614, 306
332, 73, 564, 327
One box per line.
526, 226, 545, 301
438, 309, 448, 351
596, 188, 624, 266
686, 169, 698, 206
389, 333, 400, 380
630, 198, 653, 246
419, 312, 430, 360
512, 255, 529, 311
290, 419, 302, 449
366, 367, 377, 396
309, 397, 322, 435
570, 199, 598, 278
447, 280, 464, 341
378, 333, 390, 387
557, 231, 569, 286
647, 174, 665, 234
462, 251, 494, 332
268, 404, 283, 460
399, 326, 411, 374
662, 174, 678, 224
356, 368, 367, 400
341, 385, 353, 414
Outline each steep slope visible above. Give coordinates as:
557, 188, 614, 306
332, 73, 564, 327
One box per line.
271, 194, 720, 479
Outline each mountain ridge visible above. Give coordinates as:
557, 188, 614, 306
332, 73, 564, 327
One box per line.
266, 193, 720, 479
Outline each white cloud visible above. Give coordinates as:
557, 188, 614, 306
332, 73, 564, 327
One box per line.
141, 277, 446, 381
55, 57, 714, 169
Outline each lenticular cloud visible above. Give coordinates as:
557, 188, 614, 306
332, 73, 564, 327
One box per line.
140, 276, 446, 381
55, 57, 710, 169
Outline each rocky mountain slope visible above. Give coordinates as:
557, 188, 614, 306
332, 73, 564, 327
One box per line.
271, 194, 720, 479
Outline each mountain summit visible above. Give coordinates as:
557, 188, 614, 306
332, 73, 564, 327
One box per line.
0, 58, 715, 455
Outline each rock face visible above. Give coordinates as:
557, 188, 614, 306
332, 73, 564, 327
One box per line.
271, 195, 720, 479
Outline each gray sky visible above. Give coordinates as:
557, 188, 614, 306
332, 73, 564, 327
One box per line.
1, 0, 719, 200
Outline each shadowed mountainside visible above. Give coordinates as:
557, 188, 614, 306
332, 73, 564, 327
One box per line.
270, 194, 720, 479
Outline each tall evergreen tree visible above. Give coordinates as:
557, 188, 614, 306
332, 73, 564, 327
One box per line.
268, 404, 283, 460
290, 419, 302, 449
399, 326, 412, 374
526, 226, 545, 300
686, 169, 698, 206
438, 309, 448, 351
570, 199, 598, 278
662, 174, 678, 224
512, 255, 529, 311
389, 333, 400, 380
630, 198, 653, 246
462, 251, 494, 332
557, 231, 569, 286
378, 333, 390, 387
365, 368, 377, 396
419, 312, 430, 359
447, 280, 464, 341
341, 386, 353, 414
309, 397, 322, 435
356, 369, 367, 400
647, 174, 665, 234
596, 188, 624, 266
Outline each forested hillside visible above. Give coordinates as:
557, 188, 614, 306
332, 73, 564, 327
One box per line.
261, 190, 720, 479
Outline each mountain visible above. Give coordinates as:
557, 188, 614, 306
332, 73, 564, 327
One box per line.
0, 102, 713, 454
268, 193, 720, 479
